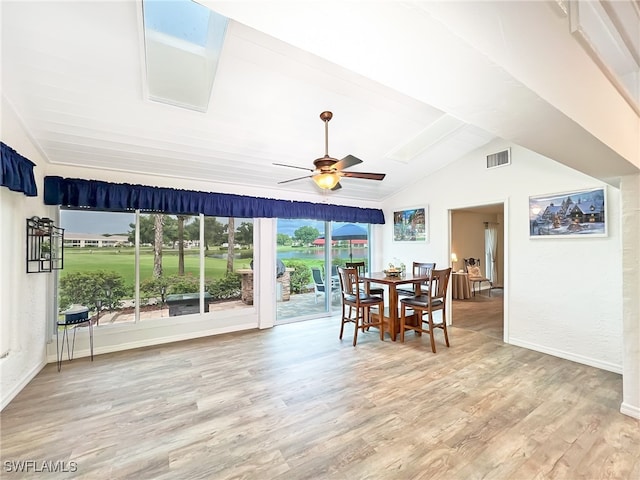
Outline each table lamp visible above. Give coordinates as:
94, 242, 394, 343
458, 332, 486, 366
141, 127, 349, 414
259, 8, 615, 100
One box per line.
451, 253, 458, 271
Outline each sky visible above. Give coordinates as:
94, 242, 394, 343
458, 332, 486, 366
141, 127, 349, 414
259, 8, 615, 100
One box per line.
60, 211, 328, 237
61, 211, 135, 235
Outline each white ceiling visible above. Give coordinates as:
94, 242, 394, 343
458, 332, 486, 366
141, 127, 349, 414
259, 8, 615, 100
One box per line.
1, 1, 637, 203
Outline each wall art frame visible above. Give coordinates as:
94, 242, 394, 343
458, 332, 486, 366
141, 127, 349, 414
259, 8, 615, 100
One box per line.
529, 186, 607, 238
393, 206, 427, 242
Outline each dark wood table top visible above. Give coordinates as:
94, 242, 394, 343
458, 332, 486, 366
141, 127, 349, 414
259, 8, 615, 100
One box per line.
361, 271, 429, 285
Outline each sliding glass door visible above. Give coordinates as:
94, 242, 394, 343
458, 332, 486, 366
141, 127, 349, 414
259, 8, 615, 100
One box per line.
275, 219, 373, 324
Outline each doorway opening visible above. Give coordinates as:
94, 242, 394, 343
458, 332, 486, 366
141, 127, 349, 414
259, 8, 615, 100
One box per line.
449, 202, 505, 342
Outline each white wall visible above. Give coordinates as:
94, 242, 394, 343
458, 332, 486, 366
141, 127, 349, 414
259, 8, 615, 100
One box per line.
0, 97, 58, 410
620, 174, 640, 418
383, 140, 623, 374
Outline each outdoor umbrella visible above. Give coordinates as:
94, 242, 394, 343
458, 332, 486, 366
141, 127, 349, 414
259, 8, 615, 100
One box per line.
331, 223, 368, 261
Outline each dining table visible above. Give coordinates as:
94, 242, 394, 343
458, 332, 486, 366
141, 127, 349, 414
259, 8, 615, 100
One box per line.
360, 271, 430, 341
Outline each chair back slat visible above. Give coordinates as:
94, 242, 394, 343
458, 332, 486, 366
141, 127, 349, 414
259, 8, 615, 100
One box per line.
345, 261, 366, 277
413, 261, 436, 278
429, 267, 452, 301
337, 266, 359, 296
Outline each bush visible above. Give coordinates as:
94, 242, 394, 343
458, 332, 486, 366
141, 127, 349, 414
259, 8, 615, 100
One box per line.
285, 260, 312, 294
140, 273, 240, 305
59, 271, 126, 312
166, 273, 200, 295
139, 276, 171, 306
208, 272, 241, 300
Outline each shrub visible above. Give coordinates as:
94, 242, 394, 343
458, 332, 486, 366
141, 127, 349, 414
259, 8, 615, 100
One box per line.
139, 276, 171, 306
285, 260, 311, 294
208, 272, 241, 300
59, 271, 126, 312
166, 273, 200, 295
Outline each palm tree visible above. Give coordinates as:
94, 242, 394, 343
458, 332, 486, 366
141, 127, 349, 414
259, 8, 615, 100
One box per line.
177, 215, 188, 276
153, 214, 164, 278
226, 217, 235, 274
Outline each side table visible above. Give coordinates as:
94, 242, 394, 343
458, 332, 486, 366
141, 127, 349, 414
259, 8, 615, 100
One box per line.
57, 305, 93, 371
451, 272, 472, 300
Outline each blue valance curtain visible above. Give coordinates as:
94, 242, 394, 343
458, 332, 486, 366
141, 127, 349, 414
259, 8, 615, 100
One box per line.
44, 176, 385, 224
1, 142, 38, 197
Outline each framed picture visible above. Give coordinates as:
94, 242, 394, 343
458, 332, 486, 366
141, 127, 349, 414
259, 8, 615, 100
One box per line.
529, 187, 607, 238
393, 207, 427, 242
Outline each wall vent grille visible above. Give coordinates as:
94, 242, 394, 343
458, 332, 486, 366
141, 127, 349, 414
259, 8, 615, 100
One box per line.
486, 148, 511, 168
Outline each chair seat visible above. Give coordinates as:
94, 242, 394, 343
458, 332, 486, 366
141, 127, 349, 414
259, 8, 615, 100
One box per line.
400, 295, 443, 308
468, 275, 489, 282
344, 293, 384, 305
361, 286, 384, 295
396, 287, 415, 296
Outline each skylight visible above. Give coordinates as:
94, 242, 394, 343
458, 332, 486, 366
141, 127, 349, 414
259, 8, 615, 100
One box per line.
142, 0, 228, 112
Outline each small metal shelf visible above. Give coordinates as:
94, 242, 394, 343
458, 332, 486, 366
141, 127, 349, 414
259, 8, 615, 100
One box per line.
26, 216, 64, 273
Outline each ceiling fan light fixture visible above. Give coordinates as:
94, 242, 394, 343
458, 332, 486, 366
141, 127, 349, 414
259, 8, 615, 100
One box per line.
313, 172, 340, 190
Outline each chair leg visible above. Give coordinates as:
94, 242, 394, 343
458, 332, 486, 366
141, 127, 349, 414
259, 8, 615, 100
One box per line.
428, 312, 436, 353
400, 304, 405, 342
442, 309, 450, 348
339, 303, 346, 340
352, 306, 360, 346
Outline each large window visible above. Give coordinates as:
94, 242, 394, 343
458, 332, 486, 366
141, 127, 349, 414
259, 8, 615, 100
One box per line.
60, 210, 136, 326
58, 210, 253, 326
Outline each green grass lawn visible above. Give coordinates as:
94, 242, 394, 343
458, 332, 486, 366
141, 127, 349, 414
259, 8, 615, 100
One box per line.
62, 246, 354, 291
61, 248, 253, 289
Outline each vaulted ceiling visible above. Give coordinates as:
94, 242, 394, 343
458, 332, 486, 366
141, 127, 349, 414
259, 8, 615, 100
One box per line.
2, 1, 637, 203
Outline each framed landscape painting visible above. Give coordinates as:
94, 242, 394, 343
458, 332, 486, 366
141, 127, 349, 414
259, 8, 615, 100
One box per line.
393, 207, 427, 242
529, 187, 607, 238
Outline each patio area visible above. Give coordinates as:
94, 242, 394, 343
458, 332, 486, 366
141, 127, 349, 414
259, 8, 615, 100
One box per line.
82, 290, 343, 326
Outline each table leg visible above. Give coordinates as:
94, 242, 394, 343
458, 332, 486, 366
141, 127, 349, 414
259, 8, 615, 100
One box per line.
388, 285, 398, 341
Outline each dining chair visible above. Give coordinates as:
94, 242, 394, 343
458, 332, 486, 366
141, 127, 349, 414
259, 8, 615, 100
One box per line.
399, 267, 452, 353
464, 258, 492, 296
396, 261, 436, 297
337, 266, 385, 346
345, 261, 385, 300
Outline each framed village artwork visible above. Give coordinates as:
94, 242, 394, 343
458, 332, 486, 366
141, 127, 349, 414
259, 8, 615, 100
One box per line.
393, 207, 427, 242
529, 187, 607, 238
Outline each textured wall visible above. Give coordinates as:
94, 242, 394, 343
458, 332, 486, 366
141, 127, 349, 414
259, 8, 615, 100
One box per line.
620, 174, 640, 418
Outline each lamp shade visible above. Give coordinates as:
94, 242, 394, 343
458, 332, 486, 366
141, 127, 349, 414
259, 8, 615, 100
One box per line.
313, 172, 340, 190
451, 253, 458, 263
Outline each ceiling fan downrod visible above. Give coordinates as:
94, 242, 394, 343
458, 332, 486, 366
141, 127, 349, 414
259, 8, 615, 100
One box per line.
320, 111, 332, 158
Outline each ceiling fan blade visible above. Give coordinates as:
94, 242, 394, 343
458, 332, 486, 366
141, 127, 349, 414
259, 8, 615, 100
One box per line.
273, 162, 314, 172
341, 171, 386, 181
331, 182, 343, 191
333, 154, 363, 171
278, 175, 313, 184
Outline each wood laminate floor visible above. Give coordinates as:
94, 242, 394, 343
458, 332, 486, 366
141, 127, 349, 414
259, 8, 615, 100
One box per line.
2, 297, 639, 479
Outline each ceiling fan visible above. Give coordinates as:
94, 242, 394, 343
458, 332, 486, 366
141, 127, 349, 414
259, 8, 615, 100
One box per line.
274, 111, 386, 190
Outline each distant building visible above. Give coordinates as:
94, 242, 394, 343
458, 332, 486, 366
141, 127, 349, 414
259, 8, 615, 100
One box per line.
64, 233, 131, 248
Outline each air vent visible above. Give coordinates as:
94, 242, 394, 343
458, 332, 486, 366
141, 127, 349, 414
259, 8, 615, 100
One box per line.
486, 148, 511, 168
